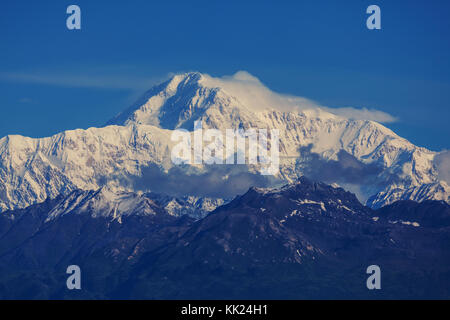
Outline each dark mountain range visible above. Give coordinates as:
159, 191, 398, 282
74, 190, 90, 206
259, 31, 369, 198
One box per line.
0, 177, 449, 299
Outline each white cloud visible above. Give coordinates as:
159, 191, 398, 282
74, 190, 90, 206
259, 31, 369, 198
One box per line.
321, 106, 397, 123
201, 71, 397, 123
0, 72, 158, 91
201, 71, 318, 112
434, 150, 450, 184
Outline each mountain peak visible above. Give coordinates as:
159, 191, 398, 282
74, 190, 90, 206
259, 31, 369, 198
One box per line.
230, 177, 366, 216
165, 71, 204, 90
106, 71, 232, 129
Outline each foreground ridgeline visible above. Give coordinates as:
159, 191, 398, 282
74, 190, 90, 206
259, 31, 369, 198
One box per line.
0, 177, 449, 299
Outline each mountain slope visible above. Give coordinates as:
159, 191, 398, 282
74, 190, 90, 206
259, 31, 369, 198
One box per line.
118, 178, 450, 299
0, 124, 174, 212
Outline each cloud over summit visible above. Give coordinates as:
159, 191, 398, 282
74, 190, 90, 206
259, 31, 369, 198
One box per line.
434, 150, 450, 184
201, 71, 397, 123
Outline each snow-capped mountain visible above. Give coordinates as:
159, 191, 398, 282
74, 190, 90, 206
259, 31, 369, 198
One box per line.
0, 71, 447, 212
44, 186, 224, 222
367, 180, 450, 209
45, 187, 164, 222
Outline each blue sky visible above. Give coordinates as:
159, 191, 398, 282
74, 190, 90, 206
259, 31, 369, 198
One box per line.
1, 0, 449, 150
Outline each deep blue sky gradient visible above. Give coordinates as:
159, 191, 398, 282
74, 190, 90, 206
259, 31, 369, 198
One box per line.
1, 0, 449, 150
